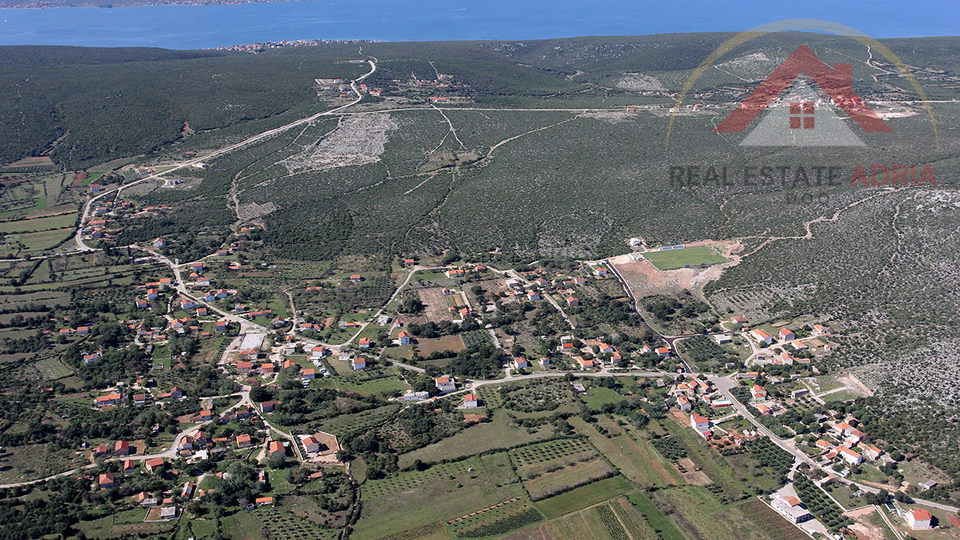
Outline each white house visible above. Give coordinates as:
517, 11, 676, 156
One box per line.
905, 508, 932, 530
750, 329, 773, 345
837, 446, 863, 466
435, 376, 456, 393
690, 414, 711, 438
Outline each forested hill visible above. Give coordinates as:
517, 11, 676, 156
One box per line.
1, 34, 959, 169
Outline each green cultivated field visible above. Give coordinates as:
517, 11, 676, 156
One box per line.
354, 453, 524, 539
398, 412, 556, 468
0, 212, 78, 233
535, 476, 634, 519
642, 246, 728, 271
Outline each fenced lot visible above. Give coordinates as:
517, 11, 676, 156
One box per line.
642, 246, 727, 271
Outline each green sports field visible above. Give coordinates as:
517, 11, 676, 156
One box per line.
642, 246, 727, 271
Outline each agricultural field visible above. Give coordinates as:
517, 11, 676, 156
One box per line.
316, 404, 401, 441
416, 334, 466, 356
650, 436, 688, 461
792, 474, 853, 531
460, 330, 493, 349
398, 411, 557, 467
523, 458, 615, 500
255, 506, 339, 540
572, 416, 679, 487
354, 453, 525, 539
336, 373, 411, 396
498, 378, 574, 413
581, 386, 626, 410
535, 476, 635, 519
641, 246, 728, 271
446, 497, 543, 538
653, 486, 779, 540
510, 438, 599, 479
739, 498, 810, 540
0, 212, 77, 234
505, 496, 663, 540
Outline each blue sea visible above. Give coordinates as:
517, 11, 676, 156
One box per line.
0, 0, 956, 49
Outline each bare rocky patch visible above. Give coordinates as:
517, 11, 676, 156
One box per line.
282, 113, 398, 174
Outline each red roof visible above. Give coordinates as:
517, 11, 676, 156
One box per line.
910, 508, 932, 521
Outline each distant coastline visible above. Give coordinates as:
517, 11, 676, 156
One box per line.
0, 0, 953, 49
0, 0, 301, 9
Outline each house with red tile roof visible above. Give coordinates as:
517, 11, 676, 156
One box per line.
115, 440, 131, 455
575, 356, 597, 369
303, 437, 321, 454
94, 393, 123, 407
236, 434, 252, 448
98, 473, 115, 489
